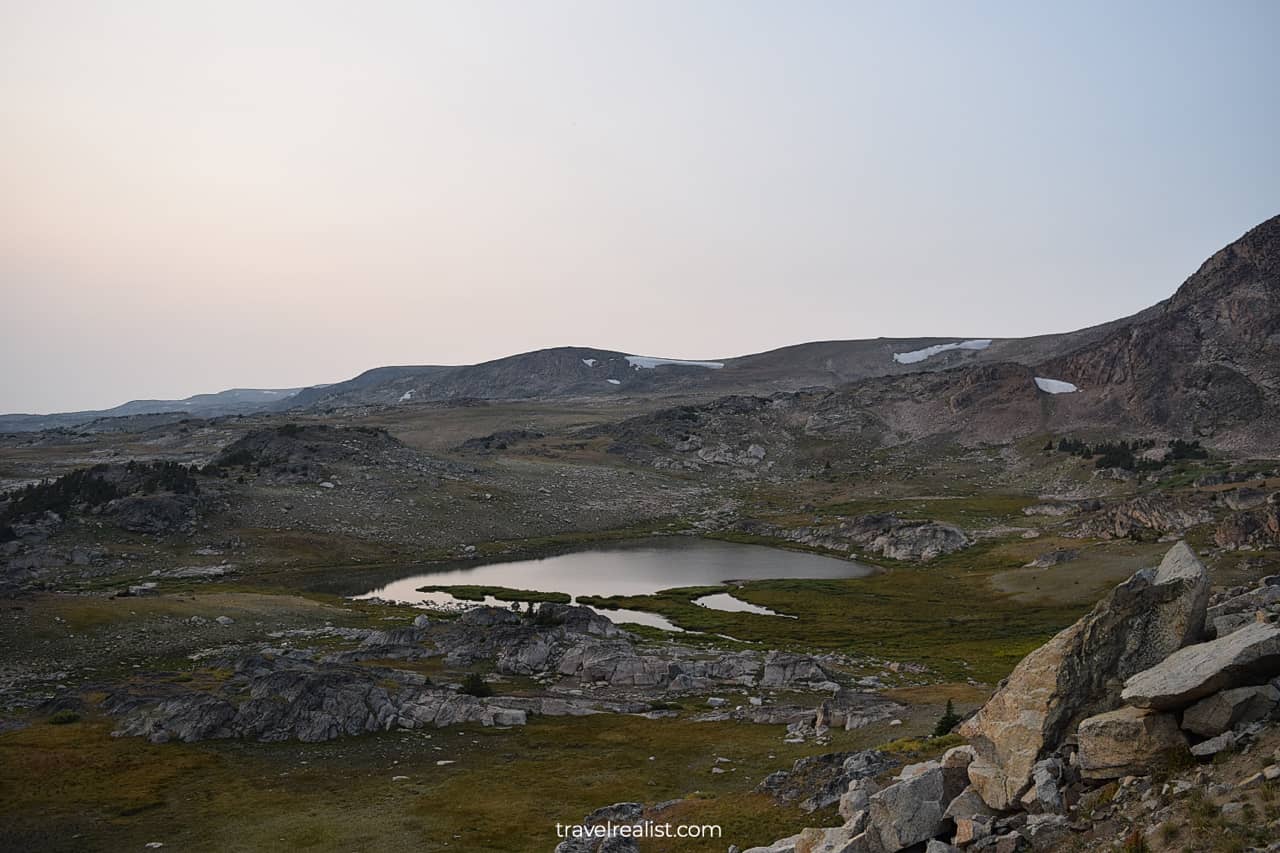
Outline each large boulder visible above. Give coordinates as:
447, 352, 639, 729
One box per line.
959, 542, 1209, 809
1180, 683, 1280, 737
864, 761, 967, 851
1076, 706, 1188, 779
1122, 621, 1280, 710
943, 786, 998, 822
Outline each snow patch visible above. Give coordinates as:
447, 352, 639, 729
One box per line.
626, 355, 724, 370
398, 390, 416, 402
581, 358, 597, 367
1034, 377, 1078, 394
606, 379, 621, 385
892, 339, 992, 364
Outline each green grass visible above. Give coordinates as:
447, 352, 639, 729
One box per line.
877, 732, 965, 757
417, 585, 571, 604
811, 493, 1039, 527
0, 709, 925, 853
578, 539, 1099, 682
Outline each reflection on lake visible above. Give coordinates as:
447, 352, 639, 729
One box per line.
692, 593, 795, 618
354, 537, 872, 630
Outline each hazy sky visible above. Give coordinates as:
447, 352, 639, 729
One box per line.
3, 1, 1278, 413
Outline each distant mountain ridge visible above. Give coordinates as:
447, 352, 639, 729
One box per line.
4, 215, 1276, 442
0, 388, 305, 434
275, 314, 1153, 414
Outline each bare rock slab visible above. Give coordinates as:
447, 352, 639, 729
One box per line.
1121, 621, 1280, 711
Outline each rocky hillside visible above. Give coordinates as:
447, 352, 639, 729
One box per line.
1039, 214, 1280, 445
277, 333, 1127, 413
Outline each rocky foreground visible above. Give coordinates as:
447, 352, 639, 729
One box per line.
557, 543, 1280, 852
104, 603, 907, 746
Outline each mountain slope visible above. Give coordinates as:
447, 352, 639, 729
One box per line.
1039, 214, 1280, 444
280, 314, 1154, 413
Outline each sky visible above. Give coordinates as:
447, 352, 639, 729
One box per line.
2, 1, 1278, 414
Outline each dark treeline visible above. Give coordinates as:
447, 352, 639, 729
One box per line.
1045, 437, 1208, 470
0, 460, 201, 538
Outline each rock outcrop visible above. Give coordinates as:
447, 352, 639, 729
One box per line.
959, 542, 1209, 809
1072, 497, 1213, 540
740, 514, 968, 563
1121, 621, 1280, 710
108, 494, 199, 534
762, 651, 834, 689
108, 653, 534, 744
1215, 500, 1280, 550
755, 750, 895, 813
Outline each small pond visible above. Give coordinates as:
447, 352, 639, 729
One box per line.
354, 537, 873, 630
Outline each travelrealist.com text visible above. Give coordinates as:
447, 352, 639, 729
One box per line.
555, 822, 723, 840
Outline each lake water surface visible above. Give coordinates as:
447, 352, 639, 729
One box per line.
355, 537, 873, 630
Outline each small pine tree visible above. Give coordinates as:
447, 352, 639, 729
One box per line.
460, 672, 492, 698
933, 699, 962, 737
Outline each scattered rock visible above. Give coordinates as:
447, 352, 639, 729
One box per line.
1024, 549, 1078, 569
1190, 731, 1237, 758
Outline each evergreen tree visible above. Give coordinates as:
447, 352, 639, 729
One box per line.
933, 698, 962, 737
